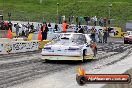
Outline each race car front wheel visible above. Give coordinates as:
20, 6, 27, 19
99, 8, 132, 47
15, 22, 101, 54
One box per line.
82, 49, 87, 62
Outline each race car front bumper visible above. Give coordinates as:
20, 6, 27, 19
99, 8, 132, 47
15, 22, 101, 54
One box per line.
41, 55, 82, 61
41, 54, 94, 61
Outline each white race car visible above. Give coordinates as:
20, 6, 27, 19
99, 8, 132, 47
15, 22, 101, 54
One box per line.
41, 33, 96, 62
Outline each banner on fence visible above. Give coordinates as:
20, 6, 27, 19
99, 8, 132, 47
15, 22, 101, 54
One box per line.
0, 40, 39, 54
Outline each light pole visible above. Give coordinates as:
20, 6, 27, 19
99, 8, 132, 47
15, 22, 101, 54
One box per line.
57, 3, 59, 15
56, 3, 59, 24
108, 4, 112, 18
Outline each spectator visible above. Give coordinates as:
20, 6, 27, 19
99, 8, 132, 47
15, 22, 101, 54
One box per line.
4, 21, 9, 30
84, 16, 88, 25
90, 27, 96, 42
26, 22, 30, 31
90, 41, 97, 57
21, 24, 29, 37
0, 21, 4, 30
103, 27, 108, 43
79, 16, 83, 25
94, 16, 97, 26
30, 23, 34, 33
95, 29, 99, 42
48, 23, 51, 27
54, 23, 59, 31
108, 27, 112, 37
84, 16, 90, 25
8, 21, 12, 31
21, 24, 25, 36
103, 17, 107, 27
78, 26, 84, 33
68, 16, 71, 24
62, 15, 66, 22
42, 24, 49, 40
62, 20, 68, 33
108, 18, 110, 25
99, 17, 103, 26
76, 16, 79, 25
36, 24, 40, 32
69, 16, 74, 24
87, 16, 91, 25
40, 24, 43, 32
15, 23, 20, 37
98, 29, 103, 43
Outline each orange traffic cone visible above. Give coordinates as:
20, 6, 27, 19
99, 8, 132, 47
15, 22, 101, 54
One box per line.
38, 29, 42, 41
7, 28, 12, 39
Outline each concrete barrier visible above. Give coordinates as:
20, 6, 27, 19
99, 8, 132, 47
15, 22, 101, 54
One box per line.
0, 40, 39, 54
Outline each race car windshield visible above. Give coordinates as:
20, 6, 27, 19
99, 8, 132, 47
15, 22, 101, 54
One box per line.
71, 34, 86, 45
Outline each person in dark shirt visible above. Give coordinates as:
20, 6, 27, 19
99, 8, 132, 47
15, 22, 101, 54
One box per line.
8, 21, 12, 31
103, 27, 108, 43
78, 28, 84, 33
27, 22, 30, 31
30, 23, 34, 33
48, 23, 51, 27
0, 21, 4, 30
103, 17, 107, 27
54, 23, 58, 31
40, 24, 43, 32
108, 27, 112, 37
42, 24, 49, 40
78, 26, 84, 33
15, 23, 20, 37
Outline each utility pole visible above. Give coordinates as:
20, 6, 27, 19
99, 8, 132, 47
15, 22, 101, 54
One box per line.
56, 3, 59, 24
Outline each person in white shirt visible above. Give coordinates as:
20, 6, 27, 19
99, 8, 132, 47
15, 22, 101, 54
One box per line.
94, 16, 97, 26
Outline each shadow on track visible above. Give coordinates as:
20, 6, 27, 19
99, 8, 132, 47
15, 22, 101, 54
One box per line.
41, 59, 95, 66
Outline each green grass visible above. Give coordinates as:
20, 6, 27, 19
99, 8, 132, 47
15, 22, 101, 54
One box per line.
0, 0, 131, 25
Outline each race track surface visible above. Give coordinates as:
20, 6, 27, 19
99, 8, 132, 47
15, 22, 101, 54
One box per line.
0, 37, 131, 88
